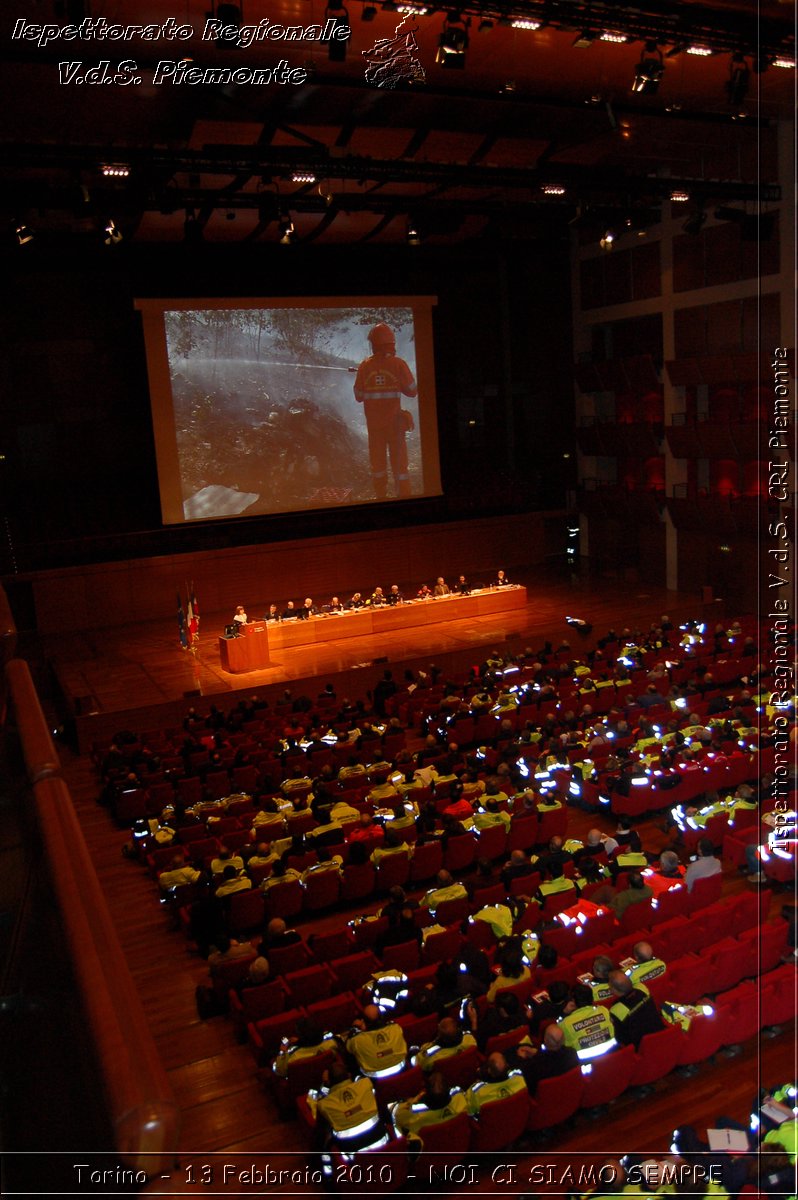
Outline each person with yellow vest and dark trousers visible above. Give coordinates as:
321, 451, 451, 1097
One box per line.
464, 1052, 528, 1115
306, 1059, 388, 1168
608, 970, 664, 1048
390, 1071, 468, 1149
353, 322, 417, 500
534, 863, 577, 912
558, 983, 618, 1060
345, 1004, 408, 1079
412, 1016, 478, 1072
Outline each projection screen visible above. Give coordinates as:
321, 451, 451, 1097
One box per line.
135, 296, 441, 524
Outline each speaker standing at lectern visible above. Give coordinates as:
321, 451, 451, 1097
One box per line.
233, 606, 248, 626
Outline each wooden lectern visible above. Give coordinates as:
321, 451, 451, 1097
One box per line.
219, 622, 271, 673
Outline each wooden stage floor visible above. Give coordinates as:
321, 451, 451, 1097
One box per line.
45, 571, 720, 749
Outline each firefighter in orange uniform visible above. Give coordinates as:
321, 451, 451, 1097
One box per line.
354, 323, 417, 500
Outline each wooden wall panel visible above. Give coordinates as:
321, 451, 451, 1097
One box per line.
28, 513, 552, 634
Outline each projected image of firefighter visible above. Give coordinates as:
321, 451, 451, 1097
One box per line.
353, 323, 417, 500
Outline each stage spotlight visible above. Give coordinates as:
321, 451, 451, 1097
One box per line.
325, 3, 350, 61
15, 223, 34, 246
436, 14, 469, 68
599, 229, 615, 250
103, 218, 123, 245
725, 52, 750, 109
632, 42, 664, 93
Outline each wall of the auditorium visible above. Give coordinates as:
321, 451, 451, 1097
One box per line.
0, 236, 574, 581
571, 119, 795, 613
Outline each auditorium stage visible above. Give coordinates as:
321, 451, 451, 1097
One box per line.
43, 571, 716, 751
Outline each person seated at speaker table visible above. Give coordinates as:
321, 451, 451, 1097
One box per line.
264, 603, 280, 622
417, 583, 432, 599
349, 591, 365, 609
281, 600, 298, 620
299, 597, 316, 620
387, 584, 404, 605
455, 574, 470, 594
371, 586, 387, 606
493, 569, 510, 587
328, 596, 344, 613
433, 577, 451, 597
233, 605, 248, 626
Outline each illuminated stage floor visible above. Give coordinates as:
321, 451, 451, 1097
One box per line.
45, 572, 713, 749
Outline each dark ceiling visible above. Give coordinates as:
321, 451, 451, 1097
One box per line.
1, 0, 793, 244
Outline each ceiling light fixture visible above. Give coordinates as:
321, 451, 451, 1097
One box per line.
512, 18, 541, 30
292, 170, 317, 184
686, 46, 713, 56
102, 164, 130, 178
436, 13, 469, 68
773, 57, 795, 69
397, 4, 429, 13
599, 32, 627, 43
542, 185, 566, 195
16, 224, 34, 246
599, 230, 615, 250
406, 219, 421, 245
632, 42, 664, 93
670, 190, 690, 202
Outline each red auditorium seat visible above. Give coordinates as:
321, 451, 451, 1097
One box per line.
228, 979, 287, 1041
760, 965, 797, 1027
283, 964, 335, 1007
262, 879, 304, 922
329, 950, 381, 993
267, 939, 313, 977
579, 1044, 636, 1108
226, 888, 265, 935
526, 1066, 584, 1130
408, 840, 443, 883
738, 920, 789, 975
629, 1024, 682, 1088
301, 868, 341, 912
248, 1009, 307, 1065
268, 1048, 338, 1118
470, 1088, 530, 1152
687, 874, 723, 912
304, 991, 362, 1033
414, 1111, 473, 1175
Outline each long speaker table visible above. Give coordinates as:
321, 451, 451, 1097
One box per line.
264, 586, 527, 653
218, 621, 271, 673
